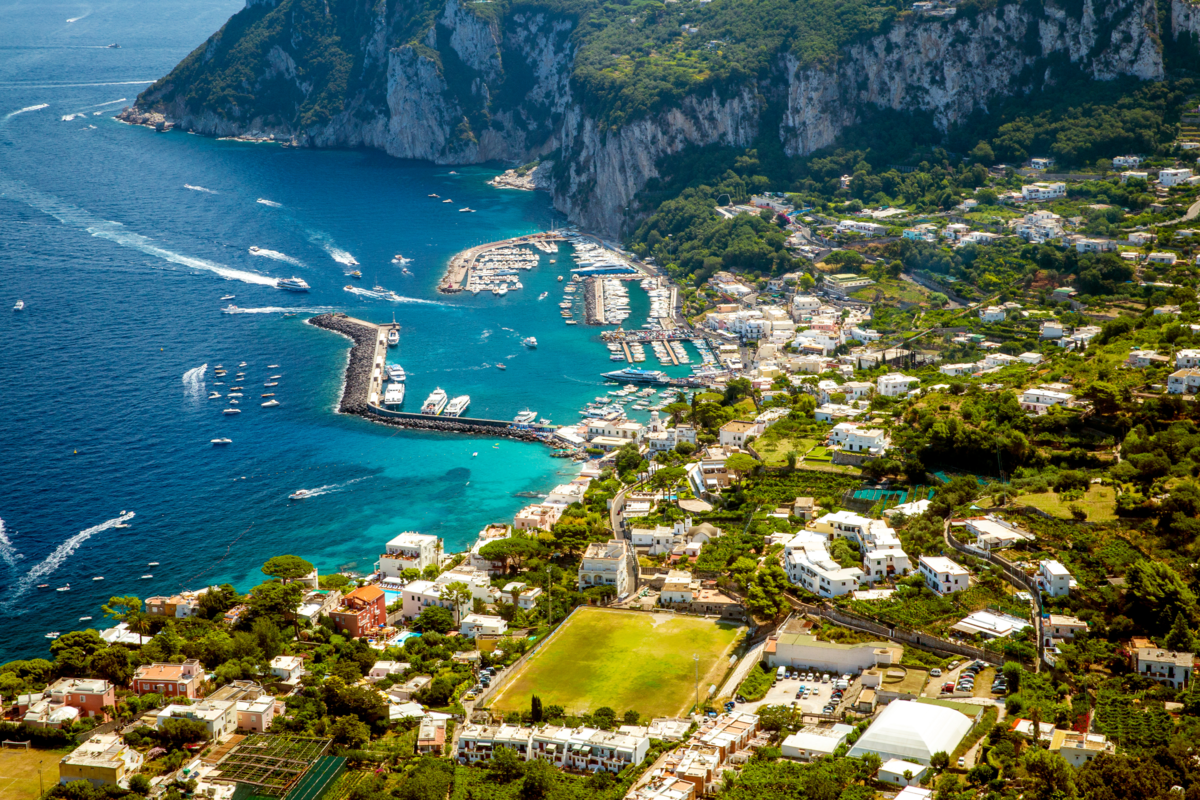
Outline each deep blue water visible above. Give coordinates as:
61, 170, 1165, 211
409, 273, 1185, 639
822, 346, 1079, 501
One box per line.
0, 0, 670, 661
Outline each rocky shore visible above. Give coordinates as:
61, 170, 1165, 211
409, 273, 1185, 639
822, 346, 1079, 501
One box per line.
487, 162, 550, 192
307, 313, 555, 445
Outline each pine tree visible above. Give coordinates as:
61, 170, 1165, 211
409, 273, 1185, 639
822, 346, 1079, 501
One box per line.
1164, 610, 1196, 652
531, 694, 543, 723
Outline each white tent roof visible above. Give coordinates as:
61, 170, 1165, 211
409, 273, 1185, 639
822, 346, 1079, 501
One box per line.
847, 700, 973, 765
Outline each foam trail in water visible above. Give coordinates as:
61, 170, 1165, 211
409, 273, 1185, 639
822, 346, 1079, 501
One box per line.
0, 519, 24, 569
9, 512, 136, 602
88, 97, 126, 108
0, 81, 152, 89
306, 229, 359, 266
224, 306, 335, 314
0, 177, 279, 287
66, 13, 89, 22
257, 198, 282, 208
182, 364, 207, 400
61, 113, 85, 121
5, 103, 49, 119
184, 184, 217, 194
291, 477, 369, 499
249, 247, 303, 267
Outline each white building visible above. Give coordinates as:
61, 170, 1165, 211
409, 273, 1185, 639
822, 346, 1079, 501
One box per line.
578, 540, 639, 599
979, 306, 1006, 323
1038, 560, 1073, 597
837, 220, 888, 236
878, 759, 929, 786
269, 655, 304, 682
456, 724, 651, 773
918, 555, 969, 595
460, 614, 508, 637
1133, 647, 1195, 689
939, 363, 980, 378
878, 373, 920, 397
400, 579, 471, 621
783, 535, 865, 598
1113, 155, 1142, 168
841, 427, 890, 455
1169, 368, 1200, 395
660, 570, 697, 605
1049, 730, 1115, 768
1021, 182, 1066, 201
1158, 168, 1193, 187
958, 516, 1033, 551
781, 724, 856, 762
1019, 388, 1073, 414
847, 700, 973, 765
156, 700, 237, 740
497, 581, 544, 610
1148, 252, 1178, 265
376, 532, 441, 578
1177, 349, 1200, 369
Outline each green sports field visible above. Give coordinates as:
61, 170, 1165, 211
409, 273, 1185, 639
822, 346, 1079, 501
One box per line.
489, 608, 744, 718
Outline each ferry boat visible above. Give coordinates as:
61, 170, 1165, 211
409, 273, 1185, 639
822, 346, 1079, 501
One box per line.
513, 409, 538, 425
212, 438, 232, 445
262, 399, 280, 407
523, 336, 537, 348
276, 276, 310, 292
602, 367, 669, 384
445, 395, 471, 417
384, 383, 406, 406
422, 388, 449, 415
386, 364, 406, 382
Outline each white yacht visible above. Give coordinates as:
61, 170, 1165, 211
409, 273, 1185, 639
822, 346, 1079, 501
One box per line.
212, 438, 232, 445
445, 395, 471, 417
422, 388, 449, 415
386, 364, 406, 382
13, 300, 24, 311
208, 391, 221, 399
276, 276, 310, 292
523, 336, 537, 348
513, 409, 538, 424
223, 408, 241, 415
384, 382, 405, 406
538, 292, 548, 300
387, 327, 399, 346
262, 399, 280, 407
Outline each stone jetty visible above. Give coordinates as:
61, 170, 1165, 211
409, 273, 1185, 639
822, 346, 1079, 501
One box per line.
307, 313, 556, 445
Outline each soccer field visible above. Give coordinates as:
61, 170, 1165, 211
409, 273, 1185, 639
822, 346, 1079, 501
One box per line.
490, 608, 744, 718
0, 746, 67, 800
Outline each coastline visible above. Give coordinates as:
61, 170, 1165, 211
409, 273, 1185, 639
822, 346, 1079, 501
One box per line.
306, 313, 560, 446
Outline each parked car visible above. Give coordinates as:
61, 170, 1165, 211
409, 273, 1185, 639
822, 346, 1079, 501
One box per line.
948, 660, 960, 669
822, 674, 831, 683
957, 757, 966, 768
930, 668, 942, 677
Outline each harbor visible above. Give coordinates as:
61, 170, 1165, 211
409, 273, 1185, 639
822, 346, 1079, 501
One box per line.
437, 232, 568, 294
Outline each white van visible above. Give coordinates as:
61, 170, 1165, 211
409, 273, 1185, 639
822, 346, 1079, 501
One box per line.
776, 666, 788, 682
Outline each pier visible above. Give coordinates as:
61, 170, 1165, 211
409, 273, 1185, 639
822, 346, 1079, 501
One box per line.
307, 313, 567, 446
438, 232, 567, 294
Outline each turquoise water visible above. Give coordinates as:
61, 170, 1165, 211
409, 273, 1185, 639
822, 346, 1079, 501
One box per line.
0, 0, 665, 660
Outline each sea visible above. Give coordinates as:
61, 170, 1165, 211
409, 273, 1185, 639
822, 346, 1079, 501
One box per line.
0, 0, 707, 662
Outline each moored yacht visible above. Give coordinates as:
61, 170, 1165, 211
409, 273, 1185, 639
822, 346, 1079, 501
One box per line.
445, 394, 471, 417
422, 388, 449, 415
513, 409, 537, 424
386, 364, 406, 382
387, 327, 399, 346
384, 382, 406, 406
523, 336, 537, 348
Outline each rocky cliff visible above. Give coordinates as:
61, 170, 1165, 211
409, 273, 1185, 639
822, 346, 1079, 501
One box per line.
127, 0, 1167, 236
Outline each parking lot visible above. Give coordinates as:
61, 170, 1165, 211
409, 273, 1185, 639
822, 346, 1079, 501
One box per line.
742, 670, 852, 716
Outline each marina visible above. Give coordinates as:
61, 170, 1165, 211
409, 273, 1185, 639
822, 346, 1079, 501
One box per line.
438, 232, 566, 294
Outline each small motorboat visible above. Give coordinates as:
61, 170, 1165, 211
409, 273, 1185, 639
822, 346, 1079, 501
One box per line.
79, 616, 92, 622
141, 574, 153, 579
459, 207, 475, 213
443, 199, 453, 203
496, 363, 506, 370
45, 632, 60, 639
401, 268, 413, 276
212, 438, 232, 445
538, 292, 548, 300
56, 585, 70, 592
557, 275, 563, 281
268, 364, 279, 368
238, 362, 247, 367
350, 270, 362, 279
264, 382, 278, 387
228, 392, 243, 398
472, 452, 478, 457
290, 489, 313, 500
230, 385, 243, 391
13, 300, 24, 311
262, 400, 280, 407
93, 576, 104, 581
229, 399, 239, 405
106, 43, 120, 48
449, 170, 458, 174
37, 584, 49, 589
208, 391, 221, 399
223, 408, 241, 415
148, 562, 159, 566
262, 393, 275, 398
222, 305, 239, 313
270, 374, 282, 379
221, 295, 236, 301
428, 193, 439, 198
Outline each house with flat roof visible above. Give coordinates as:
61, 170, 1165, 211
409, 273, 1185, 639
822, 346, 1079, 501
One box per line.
329, 585, 387, 638
156, 699, 237, 741
236, 695, 275, 734
578, 540, 640, 599
766, 616, 901, 673
400, 579, 470, 621
878, 759, 929, 786
956, 516, 1034, 551
877, 373, 920, 397
461, 614, 508, 637
376, 531, 441, 578
132, 660, 206, 698
1049, 730, 1115, 768
58, 733, 143, 788
1045, 615, 1088, 648
718, 419, 758, 449
781, 724, 855, 761
1133, 647, 1195, 689
918, 555, 969, 595
1168, 368, 1200, 395
1039, 560, 1073, 597
783, 536, 864, 598
270, 655, 304, 682
20, 678, 115, 728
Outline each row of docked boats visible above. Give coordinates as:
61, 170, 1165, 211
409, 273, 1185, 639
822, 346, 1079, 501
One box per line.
209, 362, 282, 443
419, 388, 471, 416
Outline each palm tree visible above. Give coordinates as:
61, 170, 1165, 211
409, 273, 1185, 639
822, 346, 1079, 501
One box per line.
440, 582, 473, 626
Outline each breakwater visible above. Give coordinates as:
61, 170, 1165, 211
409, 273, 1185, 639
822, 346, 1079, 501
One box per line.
307, 313, 560, 445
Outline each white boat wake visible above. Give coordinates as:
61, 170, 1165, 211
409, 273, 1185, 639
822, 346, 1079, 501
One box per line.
185, 184, 217, 194
182, 363, 207, 399
88, 98, 126, 108
61, 113, 85, 121
256, 198, 282, 208
6, 512, 136, 607
223, 306, 335, 314
306, 229, 358, 266
0, 519, 24, 569
0, 176, 279, 287
291, 477, 369, 499
342, 286, 443, 305
5, 103, 48, 119
249, 247, 303, 267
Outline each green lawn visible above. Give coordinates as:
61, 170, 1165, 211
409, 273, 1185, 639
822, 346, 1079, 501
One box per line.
754, 434, 819, 467
849, 278, 930, 305
489, 608, 744, 718
0, 746, 69, 800
1015, 485, 1117, 522
805, 446, 832, 462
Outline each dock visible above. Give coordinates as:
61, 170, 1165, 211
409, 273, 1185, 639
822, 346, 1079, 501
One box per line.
439, 232, 567, 294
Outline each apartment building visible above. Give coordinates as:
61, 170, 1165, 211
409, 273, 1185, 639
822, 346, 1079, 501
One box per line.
918, 555, 969, 595
877, 373, 920, 397
460, 614, 508, 637
329, 585, 387, 638
145, 587, 212, 619
578, 540, 640, 598
376, 531, 441, 578
718, 419, 759, 449
1038, 560, 1073, 597
1133, 647, 1195, 689
1169, 368, 1200, 395
132, 660, 206, 698
1158, 167, 1193, 187
784, 536, 865, 598
456, 724, 651, 773
156, 699, 237, 740
58, 733, 143, 788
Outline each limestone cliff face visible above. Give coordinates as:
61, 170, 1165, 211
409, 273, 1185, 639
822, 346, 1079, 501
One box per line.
780, 0, 1164, 157
129, 0, 1165, 236
1170, 0, 1200, 41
